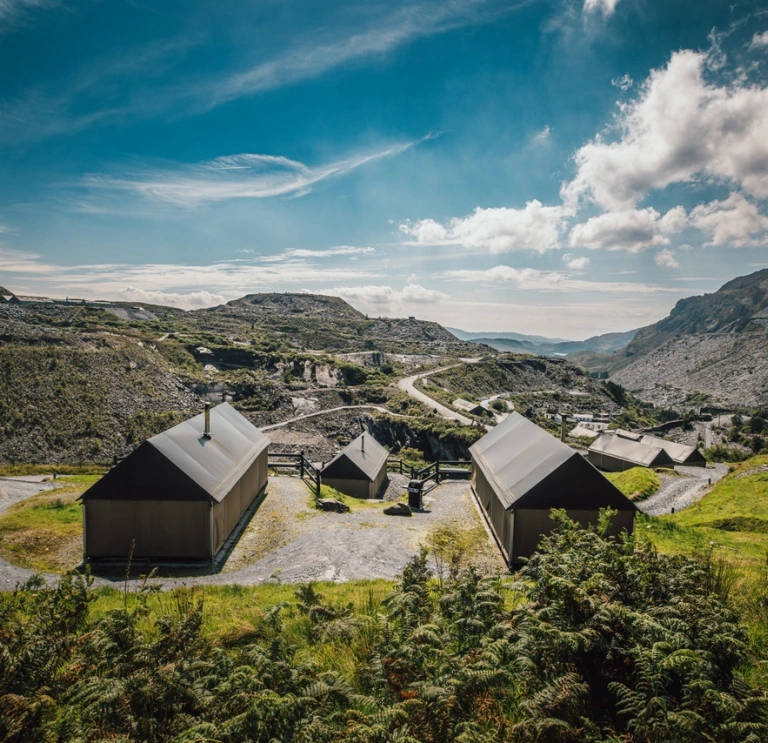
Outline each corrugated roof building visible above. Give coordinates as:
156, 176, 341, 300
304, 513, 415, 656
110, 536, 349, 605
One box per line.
320, 433, 388, 498
80, 403, 269, 561
470, 413, 636, 565
638, 433, 706, 467
588, 430, 675, 472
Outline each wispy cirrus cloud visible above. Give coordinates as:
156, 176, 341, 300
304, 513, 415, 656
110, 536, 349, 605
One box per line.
262, 246, 375, 263
78, 139, 427, 207
0, 0, 517, 142
0, 0, 55, 27
202, 0, 515, 112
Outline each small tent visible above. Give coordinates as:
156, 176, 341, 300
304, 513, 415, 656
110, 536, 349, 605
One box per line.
320, 433, 388, 498
80, 403, 269, 561
470, 413, 636, 565
588, 430, 675, 472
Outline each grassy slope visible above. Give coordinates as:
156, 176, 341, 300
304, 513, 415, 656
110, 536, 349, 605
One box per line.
0, 475, 97, 571
606, 467, 661, 501
647, 455, 768, 566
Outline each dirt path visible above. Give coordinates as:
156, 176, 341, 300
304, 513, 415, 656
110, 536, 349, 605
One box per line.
262, 404, 408, 431
637, 463, 728, 517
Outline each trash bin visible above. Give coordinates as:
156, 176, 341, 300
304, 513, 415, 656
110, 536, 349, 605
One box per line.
407, 480, 423, 509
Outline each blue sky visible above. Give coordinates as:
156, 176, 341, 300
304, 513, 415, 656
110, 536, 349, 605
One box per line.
0, 0, 767, 337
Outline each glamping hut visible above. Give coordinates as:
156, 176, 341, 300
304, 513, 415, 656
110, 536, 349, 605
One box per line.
588, 430, 675, 472
320, 432, 388, 498
470, 413, 636, 565
80, 403, 269, 562
639, 433, 706, 467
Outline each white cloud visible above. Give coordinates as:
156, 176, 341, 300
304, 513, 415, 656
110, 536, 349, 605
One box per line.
319, 283, 448, 308
0, 249, 375, 301
441, 265, 674, 294
749, 31, 768, 50
400, 200, 571, 253
262, 246, 374, 262
116, 287, 226, 309
611, 73, 633, 91
690, 192, 768, 247
533, 125, 551, 143
562, 253, 589, 270
561, 49, 768, 209
583, 0, 618, 18
655, 249, 679, 268
81, 140, 425, 207
569, 206, 686, 252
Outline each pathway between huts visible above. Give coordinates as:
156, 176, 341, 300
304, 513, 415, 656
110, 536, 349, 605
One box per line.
636, 463, 728, 517
0, 477, 501, 589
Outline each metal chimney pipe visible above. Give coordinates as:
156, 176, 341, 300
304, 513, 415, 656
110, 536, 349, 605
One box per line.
561, 416, 567, 442
361, 434, 365, 452
204, 403, 212, 439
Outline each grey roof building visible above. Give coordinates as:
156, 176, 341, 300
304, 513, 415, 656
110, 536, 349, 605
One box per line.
588, 430, 675, 472
80, 403, 269, 561
638, 433, 706, 467
470, 413, 636, 565
320, 432, 389, 498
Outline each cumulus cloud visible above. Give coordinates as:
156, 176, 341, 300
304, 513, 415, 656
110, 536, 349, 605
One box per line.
749, 31, 768, 50
82, 139, 426, 207
655, 249, 679, 268
611, 73, 633, 91
441, 265, 674, 293
561, 49, 768, 209
583, 0, 619, 18
690, 192, 768, 247
562, 253, 589, 270
569, 206, 686, 252
116, 287, 226, 309
400, 200, 571, 253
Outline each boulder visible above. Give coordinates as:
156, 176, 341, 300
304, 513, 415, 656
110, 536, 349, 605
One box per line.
316, 498, 350, 513
383, 502, 412, 517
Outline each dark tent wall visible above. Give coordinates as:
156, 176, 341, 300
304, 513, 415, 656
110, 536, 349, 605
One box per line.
81, 403, 269, 561
321, 433, 388, 498
471, 413, 636, 565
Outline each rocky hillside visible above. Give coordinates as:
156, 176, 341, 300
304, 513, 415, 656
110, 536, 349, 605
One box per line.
624, 269, 768, 358
611, 333, 768, 408
201, 293, 482, 355
610, 269, 768, 408
0, 292, 483, 464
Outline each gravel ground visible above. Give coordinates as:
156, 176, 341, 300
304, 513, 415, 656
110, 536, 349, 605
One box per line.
0, 475, 58, 514
637, 463, 728, 517
0, 475, 501, 589
0, 476, 64, 588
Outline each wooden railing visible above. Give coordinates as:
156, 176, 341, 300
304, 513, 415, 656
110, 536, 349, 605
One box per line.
268, 451, 321, 497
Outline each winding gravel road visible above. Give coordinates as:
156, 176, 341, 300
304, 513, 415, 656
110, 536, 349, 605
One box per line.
636, 463, 728, 517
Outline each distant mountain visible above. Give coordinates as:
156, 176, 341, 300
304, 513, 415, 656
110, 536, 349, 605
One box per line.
446, 328, 570, 345
447, 326, 639, 357
611, 268, 768, 408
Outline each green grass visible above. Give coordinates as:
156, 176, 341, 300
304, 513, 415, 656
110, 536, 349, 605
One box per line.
0, 463, 107, 476
606, 466, 661, 501
316, 484, 391, 511
642, 455, 768, 684
0, 475, 97, 571
90, 580, 395, 678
